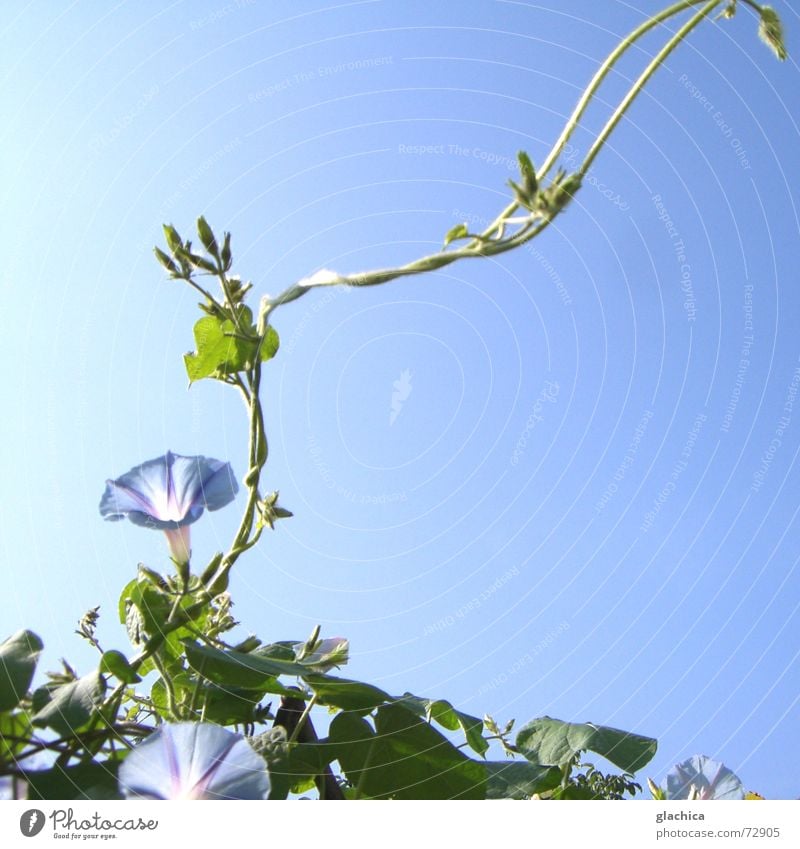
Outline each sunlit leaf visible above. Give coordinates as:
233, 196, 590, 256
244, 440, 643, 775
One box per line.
100, 650, 141, 684
330, 703, 486, 799
485, 761, 561, 799
304, 673, 391, 712
0, 630, 43, 712
31, 671, 106, 735
516, 716, 657, 773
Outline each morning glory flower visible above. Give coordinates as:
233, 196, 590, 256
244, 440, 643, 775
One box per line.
664, 755, 745, 800
119, 722, 269, 800
99, 451, 238, 565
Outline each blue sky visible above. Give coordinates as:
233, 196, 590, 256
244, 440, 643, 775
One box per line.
2, 0, 799, 798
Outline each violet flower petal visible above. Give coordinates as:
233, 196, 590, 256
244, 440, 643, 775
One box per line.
119, 723, 269, 800
99, 451, 238, 530
664, 755, 745, 800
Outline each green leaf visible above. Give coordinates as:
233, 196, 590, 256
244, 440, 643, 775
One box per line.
150, 672, 193, 715
198, 684, 271, 726
330, 703, 486, 799
31, 671, 107, 735
183, 640, 309, 695
183, 306, 274, 382
100, 650, 141, 684
425, 699, 488, 757
303, 673, 391, 712
25, 761, 122, 800
126, 583, 175, 639
260, 325, 280, 362
184, 315, 250, 383
0, 711, 33, 762
516, 716, 657, 774
485, 761, 562, 799
0, 629, 43, 712
550, 783, 600, 800
443, 222, 469, 246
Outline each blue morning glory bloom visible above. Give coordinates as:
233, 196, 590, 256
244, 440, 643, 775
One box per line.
664, 755, 745, 800
99, 451, 238, 564
119, 722, 270, 800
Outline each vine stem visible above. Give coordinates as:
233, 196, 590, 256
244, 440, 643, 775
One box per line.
580, 0, 722, 176
215, 0, 737, 575
288, 694, 319, 744
259, 0, 728, 319
539, 0, 719, 181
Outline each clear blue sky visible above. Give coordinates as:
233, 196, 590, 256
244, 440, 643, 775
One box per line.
2, 0, 799, 798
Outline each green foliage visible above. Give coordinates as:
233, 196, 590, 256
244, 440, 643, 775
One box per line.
443, 222, 469, 246
25, 761, 122, 801
184, 307, 279, 383
9, 0, 779, 800
0, 712, 33, 762
0, 630, 43, 712
304, 674, 391, 713
397, 695, 488, 757
566, 763, 642, 800
516, 716, 657, 774
330, 704, 486, 799
485, 761, 562, 799
100, 650, 141, 685
182, 639, 307, 695
31, 670, 107, 736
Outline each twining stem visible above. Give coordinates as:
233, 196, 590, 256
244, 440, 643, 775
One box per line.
539, 0, 720, 181
212, 0, 737, 574
288, 694, 319, 744
151, 651, 181, 720
223, 362, 266, 568
259, 0, 728, 321
581, 0, 722, 175
2, 723, 151, 768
